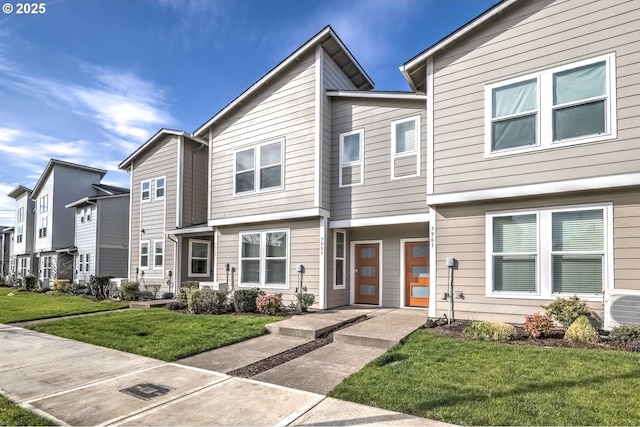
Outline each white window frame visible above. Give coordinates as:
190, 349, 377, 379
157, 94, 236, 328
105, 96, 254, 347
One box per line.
139, 240, 150, 269
16, 207, 23, 223
19, 257, 28, 276
486, 203, 612, 302
141, 180, 151, 202
154, 176, 166, 200
485, 53, 617, 157
42, 255, 52, 279
238, 229, 290, 289
391, 116, 421, 180
86, 207, 92, 222
85, 253, 90, 273
78, 254, 83, 272
38, 216, 47, 238
39, 195, 48, 213
153, 240, 164, 270
80, 208, 85, 223
339, 129, 364, 188
16, 226, 23, 243
233, 138, 284, 196
333, 230, 346, 290
188, 239, 210, 277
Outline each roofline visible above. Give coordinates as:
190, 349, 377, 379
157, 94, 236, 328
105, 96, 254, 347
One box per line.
165, 225, 214, 235
7, 185, 32, 199
327, 90, 428, 100
32, 159, 107, 197
193, 26, 374, 138
400, 0, 516, 73
65, 192, 129, 209
119, 128, 207, 170
92, 183, 129, 195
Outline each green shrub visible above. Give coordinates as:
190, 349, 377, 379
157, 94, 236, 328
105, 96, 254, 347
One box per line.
23, 275, 37, 291
88, 275, 116, 300
523, 312, 555, 338
564, 315, 598, 343
233, 288, 262, 313
609, 325, 640, 342
121, 281, 140, 301
52, 279, 70, 293
463, 320, 517, 341
256, 294, 282, 315
190, 289, 229, 314
544, 296, 590, 329
293, 286, 316, 312
68, 281, 87, 296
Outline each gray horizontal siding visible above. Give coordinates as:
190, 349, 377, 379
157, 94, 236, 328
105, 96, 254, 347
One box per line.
432, 0, 640, 194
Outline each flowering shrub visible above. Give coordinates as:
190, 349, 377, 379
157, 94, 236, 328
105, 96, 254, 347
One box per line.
463, 320, 516, 341
564, 315, 598, 343
256, 294, 282, 315
523, 312, 555, 338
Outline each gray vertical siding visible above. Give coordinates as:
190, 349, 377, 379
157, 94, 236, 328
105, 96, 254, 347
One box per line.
431, 0, 640, 194
330, 98, 427, 221
74, 204, 96, 283
179, 235, 214, 284
97, 196, 129, 277
181, 138, 208, 227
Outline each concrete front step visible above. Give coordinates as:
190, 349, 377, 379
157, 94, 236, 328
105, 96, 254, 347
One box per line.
266, 307, 378, 339
333, 308, 428, 348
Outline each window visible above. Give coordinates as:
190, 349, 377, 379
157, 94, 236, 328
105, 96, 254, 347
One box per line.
334, 231, 346, 289
154, 240, 164, 269
391, 116, 420, 179
38, 217, 47, 238
140, 241, 149, 268
19, 258, 28, 276
234, 139, 283, 194
80, 208, 85, 223
155, 177, 165, 199
39, 195, 48, 213
84, 253, 90, 273
86, 207, 91, 222
79, 254, 83, 272
16, 226, 23, 243
339, 129, 364, 187
487, 205, 608, 299
485, 54, 616, 156
141, 180, 150, 201
239, 230, 288, 288
16, 207, 23, 223
42, 256, 52, 279
189, 239, 210, 277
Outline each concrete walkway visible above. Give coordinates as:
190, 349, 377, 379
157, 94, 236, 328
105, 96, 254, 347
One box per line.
0, 308, 454, 426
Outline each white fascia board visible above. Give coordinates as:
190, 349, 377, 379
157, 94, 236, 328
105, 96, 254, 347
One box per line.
208, 208, 330, 227
330, 213, 429, 229
428, 173, 640, 205
326, 91, 428, 100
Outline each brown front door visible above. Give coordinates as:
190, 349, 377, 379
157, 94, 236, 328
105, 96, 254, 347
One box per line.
354, 243, 379, 305
405, 241, 430, 308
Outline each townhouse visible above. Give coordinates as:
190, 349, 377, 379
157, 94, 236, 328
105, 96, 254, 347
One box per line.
0, 226, 10, 278
7, 186, 36, 279
400, 0, 640, 327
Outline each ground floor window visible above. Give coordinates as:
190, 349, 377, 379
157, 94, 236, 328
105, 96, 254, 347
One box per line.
19, 257, 28, 276
140, 241, 149, 268
239, 229, 288, 288
334, 230, 346, 289
189, 239, 210, 277
487, 205, 608, 299
42, 256, 52, 279
154, 240, 164, 269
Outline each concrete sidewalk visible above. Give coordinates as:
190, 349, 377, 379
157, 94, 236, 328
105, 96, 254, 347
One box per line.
0, 308, 453, 426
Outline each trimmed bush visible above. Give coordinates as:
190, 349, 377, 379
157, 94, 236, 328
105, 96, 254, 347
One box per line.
88, 275, 116, 300
191, 289, 229, 314
233, 288, 262, 313
181, 281, 199, 289
256, 294, 282, 315
544, 296, 590, 329
52, 279, 70, 293
609, 325, 640, 342
121, 281, 140, 301
523, 312, 555, 338
463, 320, 517, 341
565, 315, 598, 343
23, 275, 37, 291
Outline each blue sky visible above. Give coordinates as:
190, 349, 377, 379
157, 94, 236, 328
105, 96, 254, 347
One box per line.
0, 0, 499, 224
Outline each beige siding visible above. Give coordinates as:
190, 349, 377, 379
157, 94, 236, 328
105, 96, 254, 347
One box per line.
181, 138, 208, 227
330, 98, 427, 221
432, 0, 640, 194
323, 50, 357, 91
129, 136, 178, 292
209, 53, 318, 220
434, 188, 640, 324
215, 219, 321, 308
350, 223, 429, 308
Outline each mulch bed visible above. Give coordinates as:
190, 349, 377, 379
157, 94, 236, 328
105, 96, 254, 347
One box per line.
425, 319, 640, 352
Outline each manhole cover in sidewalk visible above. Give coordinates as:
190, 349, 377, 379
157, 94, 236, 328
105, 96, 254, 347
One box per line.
119, 382, 175, 401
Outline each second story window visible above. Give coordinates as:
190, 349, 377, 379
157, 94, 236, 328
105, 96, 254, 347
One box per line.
234, 139, 283, 195
486, 53, 616, 156
141, 180, 151, 201
16, 207, 23, 223
38, 217, 47, 238
392, 116, 421, 179
39, 195, 48, 213
155, 177, 165, 199
339, 129, 364, 187
16, 225, 23, 243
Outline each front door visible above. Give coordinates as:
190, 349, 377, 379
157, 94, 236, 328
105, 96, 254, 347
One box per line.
405, 241, 429, 307
354, 243, 379, 305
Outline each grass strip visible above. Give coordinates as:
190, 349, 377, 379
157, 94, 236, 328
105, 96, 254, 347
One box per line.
0, 394, 56, 426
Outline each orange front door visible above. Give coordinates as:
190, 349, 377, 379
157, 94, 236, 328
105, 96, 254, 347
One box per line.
354, 243, 379, 305
405, 241, 430, 307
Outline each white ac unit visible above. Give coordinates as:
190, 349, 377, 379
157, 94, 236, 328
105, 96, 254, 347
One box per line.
199, 281, 227, 292
604, 289, 640, 330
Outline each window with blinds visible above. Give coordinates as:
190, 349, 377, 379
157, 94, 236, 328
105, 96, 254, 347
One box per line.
492, 214, 537, 292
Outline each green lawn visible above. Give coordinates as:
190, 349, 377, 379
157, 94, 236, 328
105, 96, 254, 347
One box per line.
0, 394, 56, 426
330, 330, 640, 426
0, 287, 128, 324
28, 309, 284, 361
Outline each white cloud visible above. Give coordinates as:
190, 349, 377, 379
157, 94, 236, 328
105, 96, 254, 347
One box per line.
0, 182, 16, 226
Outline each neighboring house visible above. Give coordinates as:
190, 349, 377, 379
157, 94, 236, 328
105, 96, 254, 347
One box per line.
65, 184, 131, 283
189, 26, 430, 309
0, 226, 10, 278
119, 129, 211, 295
7, 186, 36, 279
400, 0, 640, 327
30, 159, 107, 287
